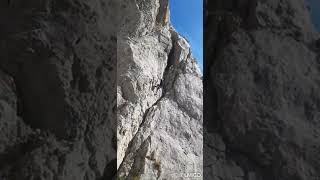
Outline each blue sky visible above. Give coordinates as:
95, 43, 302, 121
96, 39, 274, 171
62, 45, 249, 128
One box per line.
307, 0, 320, 30
168, 0, 319, 71
169, 0, 203, 70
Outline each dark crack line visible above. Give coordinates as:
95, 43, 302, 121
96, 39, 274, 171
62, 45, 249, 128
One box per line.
117, 29, 179, 177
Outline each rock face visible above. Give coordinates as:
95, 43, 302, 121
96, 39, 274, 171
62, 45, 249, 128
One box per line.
117, 0, 203, 179
0, 1, 117, 179
0, 0, 202, 179
205, 0, 320, 180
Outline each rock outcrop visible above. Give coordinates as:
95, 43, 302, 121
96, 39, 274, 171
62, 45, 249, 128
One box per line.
0, 0, 202, 179
117, 0, 203, 179
0, 1, 117, 179
205, 0, 320, 179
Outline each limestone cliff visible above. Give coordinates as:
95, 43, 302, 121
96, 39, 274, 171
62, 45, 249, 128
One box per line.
117, 0, 203, 179
0, 0, 117, 179
0, 0, 203, 179
205, 0, 320, 179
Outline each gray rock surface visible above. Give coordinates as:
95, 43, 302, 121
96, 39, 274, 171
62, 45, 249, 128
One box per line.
0, 1, 117, 179
205, 0, 320, 179
117, 0, 203, 179
0, 0, 202, 179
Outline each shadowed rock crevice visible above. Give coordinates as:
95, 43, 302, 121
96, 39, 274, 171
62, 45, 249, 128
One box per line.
15, 63, 71, 139
98, 159, 117, 180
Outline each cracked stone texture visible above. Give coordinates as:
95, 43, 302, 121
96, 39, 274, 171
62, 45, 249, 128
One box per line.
205, 0, 320, 180
0, 0, 202, 179
117, 0, 203, 179
0, 0, 117, 179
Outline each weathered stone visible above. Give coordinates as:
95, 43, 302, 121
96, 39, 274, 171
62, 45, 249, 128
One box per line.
0, 0, 202, 179
205, 0, 320, 179
117, 0, 203, 179
0, 0, 117, 179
